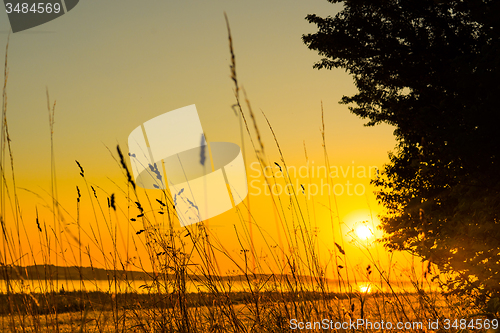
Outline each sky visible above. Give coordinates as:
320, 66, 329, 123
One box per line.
0, 1, 421, 282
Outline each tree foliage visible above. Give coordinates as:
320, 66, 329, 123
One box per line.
303, 0, 500, 310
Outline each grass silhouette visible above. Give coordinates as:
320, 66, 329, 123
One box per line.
0, 25, 495, 333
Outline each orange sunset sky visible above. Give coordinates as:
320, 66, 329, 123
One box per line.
0, 1, 422, 280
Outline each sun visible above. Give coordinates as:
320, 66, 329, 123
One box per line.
359, 284, 372, 293
343, 209, 380, 241
355, 225, 373, 240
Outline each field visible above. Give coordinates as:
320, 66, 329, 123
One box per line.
0, 289, 474, 332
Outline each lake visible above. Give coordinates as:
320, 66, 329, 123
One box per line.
0, 278, 436, 294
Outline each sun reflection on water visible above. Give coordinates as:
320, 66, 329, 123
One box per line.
359, 284, 372, 293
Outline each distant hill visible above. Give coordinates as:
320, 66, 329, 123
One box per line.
0, 265, 335, 284
0, 265, 153, 281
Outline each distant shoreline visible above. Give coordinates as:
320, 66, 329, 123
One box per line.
0, 264, 153, 281
0, 264, 337, 283
0, 265, 419, 287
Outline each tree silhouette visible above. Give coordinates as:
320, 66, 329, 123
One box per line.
303, 0, 500, 312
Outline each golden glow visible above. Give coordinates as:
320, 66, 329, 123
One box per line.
343, 209, 381, 239
355, 225, 373, 240
0, 1, 398, 274
359, 284, 372, 293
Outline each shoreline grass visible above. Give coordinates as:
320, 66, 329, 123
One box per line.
0, 289, 443, 314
